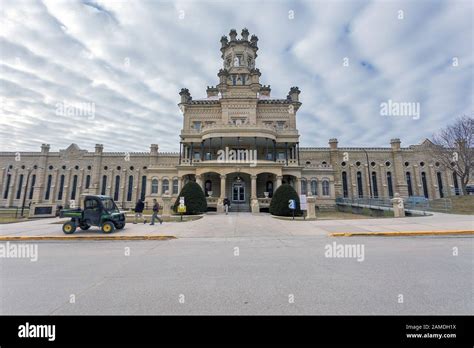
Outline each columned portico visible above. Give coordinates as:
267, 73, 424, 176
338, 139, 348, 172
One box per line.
250, 174, 259, 213
276, 175, 282, 189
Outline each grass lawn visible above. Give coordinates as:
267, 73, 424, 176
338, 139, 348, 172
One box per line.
0, 217, 31, 224
431, 195, 474, 214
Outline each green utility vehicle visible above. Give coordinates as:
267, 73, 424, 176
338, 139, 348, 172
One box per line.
59, 195, 126, 234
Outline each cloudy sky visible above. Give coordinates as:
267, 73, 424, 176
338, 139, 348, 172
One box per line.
0, 0, 472, 153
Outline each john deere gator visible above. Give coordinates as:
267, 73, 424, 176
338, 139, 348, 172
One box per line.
59, 195, 126, 234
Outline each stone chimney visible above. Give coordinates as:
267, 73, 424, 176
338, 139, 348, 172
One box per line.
95, 144, 103, 154
329, 138, 338, 150
241, 28, 249, 41
229, 29, 237, 41
390, 138, 401, 151
250, 34, 258, 47
150, 144, 159, 155
179, 88, 192, 104
220, 35, 228, 48
288, 86, 301, 102
259, 85, 271, 97
40, 143, 50, 154
206, 86, 219, 98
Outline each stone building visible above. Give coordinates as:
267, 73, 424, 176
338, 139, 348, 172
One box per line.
0, 29, 462, 212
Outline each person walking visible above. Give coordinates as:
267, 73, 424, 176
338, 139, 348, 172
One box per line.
133, 199, 146, 224
150, 198, 163, 225
223, 197, 230, 215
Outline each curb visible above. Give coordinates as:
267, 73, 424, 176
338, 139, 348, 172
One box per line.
0, 235, 177, 241
329, 230, 474, 237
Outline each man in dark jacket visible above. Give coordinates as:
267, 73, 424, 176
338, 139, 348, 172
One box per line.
133, 199, 146, 224
223, 197, 230, 215
150, 199, 163, 225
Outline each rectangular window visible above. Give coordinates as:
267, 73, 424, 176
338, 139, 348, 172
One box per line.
193, 121, 201, 131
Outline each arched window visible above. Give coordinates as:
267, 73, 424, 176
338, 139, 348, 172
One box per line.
301, 179, 307, 195
421, 172, 429, 198
266, 181, 274, 197
140, 176, 147, 200
151, 179, 158, 194
322, 180, 330, 196
386, 171, 394, 198
371, 171, 378, 198
452, 172, 459, 195
70, 175, 78, 200
437, 172, 444, 198
172, 178, 179, 194
101, 175, 107, 195
16, 174, 24, 199
357, 172, 363, 198
85, 175, 91, 189
29, 174, 36, 200
3, 174, 11, 199
204, 180, 211, 197
44, 174, 52, 200
127, 175, 133, 201
342, 172, 348, 198
406, 172, 413, 196
114, 175, 120, 201
162, 179, 170, 194
58, 174, 66, 200
310, 179, 318, 196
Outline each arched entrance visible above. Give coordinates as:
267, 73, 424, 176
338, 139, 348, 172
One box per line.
225, 172, 251, 212
232, 176, 245, 202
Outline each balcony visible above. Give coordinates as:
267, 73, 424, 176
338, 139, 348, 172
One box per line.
181, 123, 299, 139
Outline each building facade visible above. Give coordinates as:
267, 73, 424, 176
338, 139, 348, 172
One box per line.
0, 29, 463, 212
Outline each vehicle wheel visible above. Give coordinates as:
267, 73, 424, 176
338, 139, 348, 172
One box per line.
116, 223, 125, 230
79, 224, 90, 230
101, 221, 115, 234
62, 221, 76, 234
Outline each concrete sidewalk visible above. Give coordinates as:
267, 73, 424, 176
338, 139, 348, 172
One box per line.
0, 212, 472, 239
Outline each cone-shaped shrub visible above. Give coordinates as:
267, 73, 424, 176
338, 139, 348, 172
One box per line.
173, 181, 207, 215
269, 184, 302, 216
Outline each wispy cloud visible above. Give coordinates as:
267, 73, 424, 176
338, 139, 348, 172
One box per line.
0, 0, 472, 152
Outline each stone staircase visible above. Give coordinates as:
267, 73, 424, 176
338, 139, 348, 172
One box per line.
229, 203, 251, 212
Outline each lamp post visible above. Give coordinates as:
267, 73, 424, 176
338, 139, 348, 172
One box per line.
362, 149, 373, 199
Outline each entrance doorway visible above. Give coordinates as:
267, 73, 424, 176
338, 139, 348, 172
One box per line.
232, 180, 245, 202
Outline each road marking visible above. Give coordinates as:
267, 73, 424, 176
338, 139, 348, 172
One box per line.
0, 235, 177, 241
329, 230, 474, 237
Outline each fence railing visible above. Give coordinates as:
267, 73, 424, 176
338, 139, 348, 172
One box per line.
335, 197, 453, 213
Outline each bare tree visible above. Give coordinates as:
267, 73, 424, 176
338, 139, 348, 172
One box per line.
429, 115, 474, 195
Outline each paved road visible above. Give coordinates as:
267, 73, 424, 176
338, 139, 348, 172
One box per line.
1, 234, 472, 315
